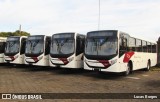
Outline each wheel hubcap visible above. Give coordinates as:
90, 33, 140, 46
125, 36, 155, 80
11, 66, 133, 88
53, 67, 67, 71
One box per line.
126, 65, 130, 75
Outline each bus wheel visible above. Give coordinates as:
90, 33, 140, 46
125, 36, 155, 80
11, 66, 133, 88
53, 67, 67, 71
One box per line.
124, 63, 131, 76
145, 61, 151, 71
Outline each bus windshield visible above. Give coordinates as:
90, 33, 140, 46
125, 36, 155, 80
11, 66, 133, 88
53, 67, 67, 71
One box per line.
25, 36, 44, 56
50, 33, 74, 55
85, 31, 118, 56
5, 37, 20, 55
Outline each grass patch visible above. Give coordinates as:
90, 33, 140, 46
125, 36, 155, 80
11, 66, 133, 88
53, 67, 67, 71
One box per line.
151, 67, 160, 71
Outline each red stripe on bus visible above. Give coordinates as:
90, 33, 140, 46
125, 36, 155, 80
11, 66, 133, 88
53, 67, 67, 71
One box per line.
9, 56, 15, 61
58, 58, 69, 65
31, 57, 38, 62
123, 52, 134, 63
98, 60, 111, 68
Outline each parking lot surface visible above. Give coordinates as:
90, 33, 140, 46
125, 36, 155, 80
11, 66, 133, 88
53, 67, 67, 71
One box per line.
0, 64, 160, 102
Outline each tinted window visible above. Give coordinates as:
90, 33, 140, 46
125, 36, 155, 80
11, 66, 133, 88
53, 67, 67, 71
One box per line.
136, 39, 142, 52
119, 34, 128, 57
147, 42, 152, 53
129, 37, 136, 51
0, 42, 5, 53
142, 40, 147, 52
76, 36, 85, 56
20, 38, 26, 54
45, 37, 51, 55
152, 44, 156, 53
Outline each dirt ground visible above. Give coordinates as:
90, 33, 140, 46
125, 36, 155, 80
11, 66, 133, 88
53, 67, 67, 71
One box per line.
0, 64, 160, 102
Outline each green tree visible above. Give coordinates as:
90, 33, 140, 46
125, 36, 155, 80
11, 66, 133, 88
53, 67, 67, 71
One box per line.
0, 30, 30, 37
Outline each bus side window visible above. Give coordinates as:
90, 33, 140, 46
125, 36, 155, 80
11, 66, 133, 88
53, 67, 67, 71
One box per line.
45, 37, 51, 55
142, 40, 147, 52
152, 44, 156, 53
0, 42, 5, 53
81, 37, 85, 53
20, 38, 26, 55
136, 39, 142, 52
119, 37, 128, 57
76, 36, 84, 56
147, 42, 152, 53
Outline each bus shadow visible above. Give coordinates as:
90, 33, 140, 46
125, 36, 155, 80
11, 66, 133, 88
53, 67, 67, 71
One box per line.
21, 66, 56, 72
53, 68, 92, 75
1, 64, 150, 80
83, 69, 153, 80
0, 63, 17, 68
85, 69, 151, 80
0, 63, 7, 66
0, 64, 124, 79
83, 71, 124, 80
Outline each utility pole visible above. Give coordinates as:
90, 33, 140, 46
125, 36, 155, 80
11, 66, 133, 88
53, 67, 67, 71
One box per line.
98, 0, 101, 30
19, 24, 21, 34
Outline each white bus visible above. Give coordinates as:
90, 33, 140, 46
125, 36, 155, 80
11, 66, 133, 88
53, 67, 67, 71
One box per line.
4, 36, 27, 64
50, 33, 85, 68
25, 35, 51, 66
0, 37, 7, 63
84, 30, 157, 75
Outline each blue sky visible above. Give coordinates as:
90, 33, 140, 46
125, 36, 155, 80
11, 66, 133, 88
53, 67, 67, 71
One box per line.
0, 0, 160, 42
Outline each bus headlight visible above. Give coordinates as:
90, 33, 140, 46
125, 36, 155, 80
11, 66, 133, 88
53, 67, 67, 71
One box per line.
110, 59, 117, 65
38, 56, 43, 60
15, 55, 19, 59
68, 57, 74, 62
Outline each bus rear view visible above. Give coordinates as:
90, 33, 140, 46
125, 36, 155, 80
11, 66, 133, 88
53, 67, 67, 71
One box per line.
50, 33, 85, 69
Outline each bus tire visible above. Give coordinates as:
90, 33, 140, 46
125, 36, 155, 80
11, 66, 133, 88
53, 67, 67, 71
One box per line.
124, 63, 131, 76
145, 60, 151, 71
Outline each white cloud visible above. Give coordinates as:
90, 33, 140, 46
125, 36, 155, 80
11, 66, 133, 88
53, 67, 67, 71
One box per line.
0, 0, 159, 42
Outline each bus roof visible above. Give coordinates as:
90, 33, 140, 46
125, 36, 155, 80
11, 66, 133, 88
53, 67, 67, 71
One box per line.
87, 30, 118, 34
87, 30, 156, 44
0, 37, 7, 42
0, 37, 7, 40
7, 36, 27, 38
29, 35, 50, 37
52, 32, 85, 37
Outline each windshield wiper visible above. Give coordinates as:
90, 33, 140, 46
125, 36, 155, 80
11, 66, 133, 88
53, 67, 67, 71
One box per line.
27, 40, 32, 53
55, 38, 69, 54
32, 40, 39, 48
99, 37, 109, 46
6, 41, 18, 53
54, 39, 61, 53
27, 40, 40, 53
31, 40, 40, 53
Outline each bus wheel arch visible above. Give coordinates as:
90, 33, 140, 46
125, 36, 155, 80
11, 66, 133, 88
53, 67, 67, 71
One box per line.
124, 60, 133, 76
145, 59, 151, 71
